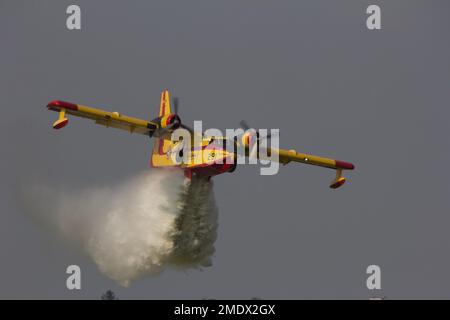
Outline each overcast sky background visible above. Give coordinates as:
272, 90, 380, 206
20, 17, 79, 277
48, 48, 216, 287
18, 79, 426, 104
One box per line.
1, 0, 450, 299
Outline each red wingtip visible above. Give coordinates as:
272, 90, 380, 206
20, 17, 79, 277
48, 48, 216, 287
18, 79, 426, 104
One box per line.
335, 160, 355, 170
47, 100, 78, 111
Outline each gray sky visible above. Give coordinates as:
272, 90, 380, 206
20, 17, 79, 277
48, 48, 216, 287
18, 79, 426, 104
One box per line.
1, 0, 450, 299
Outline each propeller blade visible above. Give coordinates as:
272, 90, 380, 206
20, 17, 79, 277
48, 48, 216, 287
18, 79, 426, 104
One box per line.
239, 120, 278, 140
249, 142, 258, 159
239, 120, 250, 131
173, 97, 179, 114
259, 130, 278, 140
180, 123, 194, 133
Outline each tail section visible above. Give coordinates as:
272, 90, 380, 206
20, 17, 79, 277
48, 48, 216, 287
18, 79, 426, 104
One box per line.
158, 89, 171, 117
151, 89, 178, 168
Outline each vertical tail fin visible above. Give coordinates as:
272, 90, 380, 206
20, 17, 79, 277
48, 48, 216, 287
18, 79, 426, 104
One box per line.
151, 89, 177, 167
158, 89, 171, 117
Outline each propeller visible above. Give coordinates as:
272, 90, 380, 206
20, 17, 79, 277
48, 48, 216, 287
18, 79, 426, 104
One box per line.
238, 120, 277, 140
238, 120, 279, 159
171, 97, 195, 132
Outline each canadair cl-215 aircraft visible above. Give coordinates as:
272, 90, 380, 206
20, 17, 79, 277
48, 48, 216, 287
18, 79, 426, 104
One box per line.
46, 90, 354, 188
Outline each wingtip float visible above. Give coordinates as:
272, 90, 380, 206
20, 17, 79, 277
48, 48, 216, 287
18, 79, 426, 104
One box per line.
46, 90, 355, 189
330, 161, 355, 189
47, 100, 76, 129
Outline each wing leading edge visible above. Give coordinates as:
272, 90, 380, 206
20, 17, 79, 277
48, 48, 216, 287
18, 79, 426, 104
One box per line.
47, 100, 157, 135
259, 147, 354, 188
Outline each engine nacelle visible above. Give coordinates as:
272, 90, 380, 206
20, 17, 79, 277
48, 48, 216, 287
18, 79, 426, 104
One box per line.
241, 130, 258, 148
153, 114, 181, 130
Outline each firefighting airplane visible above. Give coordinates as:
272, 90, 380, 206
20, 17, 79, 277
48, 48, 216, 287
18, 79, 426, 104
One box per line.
46, 90, 354, 188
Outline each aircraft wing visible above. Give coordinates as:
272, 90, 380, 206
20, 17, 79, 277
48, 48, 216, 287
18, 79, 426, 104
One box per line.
270, 148, 354, 170
46, 100, 157, 135
260, 147, 355, 188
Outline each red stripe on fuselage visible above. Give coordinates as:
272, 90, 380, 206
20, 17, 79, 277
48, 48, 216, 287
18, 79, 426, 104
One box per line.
190, 161, 234, 177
